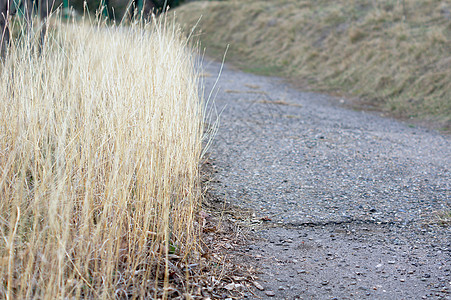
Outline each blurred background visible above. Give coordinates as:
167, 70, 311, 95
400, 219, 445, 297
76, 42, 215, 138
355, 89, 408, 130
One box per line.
42, 0, 193, 20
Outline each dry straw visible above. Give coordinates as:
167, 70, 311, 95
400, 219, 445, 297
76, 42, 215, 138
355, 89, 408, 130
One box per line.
0, 13, 203, 299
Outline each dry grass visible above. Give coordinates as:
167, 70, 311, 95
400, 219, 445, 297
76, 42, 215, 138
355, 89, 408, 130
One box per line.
174, 0, 451, 131
434, 209, 451, 226
0, 15, 204, 299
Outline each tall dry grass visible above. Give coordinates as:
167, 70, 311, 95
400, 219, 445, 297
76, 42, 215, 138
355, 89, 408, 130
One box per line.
0, 15, 203, 299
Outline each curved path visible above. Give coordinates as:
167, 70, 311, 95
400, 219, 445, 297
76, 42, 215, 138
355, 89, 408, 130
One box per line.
202, 59, 450, 299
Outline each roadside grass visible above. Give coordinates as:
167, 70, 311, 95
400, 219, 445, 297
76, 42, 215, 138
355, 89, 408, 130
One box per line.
435, 210, 451, 226
0, 15, 204, 298
174, 0, 451, 131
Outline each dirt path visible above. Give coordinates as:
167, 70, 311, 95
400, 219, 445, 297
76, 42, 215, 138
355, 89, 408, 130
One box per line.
201, 59, 450, 300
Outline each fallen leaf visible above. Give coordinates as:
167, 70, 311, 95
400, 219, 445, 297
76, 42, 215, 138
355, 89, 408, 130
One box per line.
199, 211, 210, 219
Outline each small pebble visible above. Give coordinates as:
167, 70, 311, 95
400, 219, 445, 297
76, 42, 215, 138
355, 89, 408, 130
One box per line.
265, 290, 275, 297
253, 281, 264, 291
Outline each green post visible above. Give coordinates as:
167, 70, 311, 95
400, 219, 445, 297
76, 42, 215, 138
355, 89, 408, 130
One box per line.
12, 0, 23, 17
137, 0, 143, 17
63, 0, 69, 18
101, 0, 109, 18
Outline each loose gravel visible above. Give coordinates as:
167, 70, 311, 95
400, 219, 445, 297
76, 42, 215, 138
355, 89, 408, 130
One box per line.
201, 59, 450, 299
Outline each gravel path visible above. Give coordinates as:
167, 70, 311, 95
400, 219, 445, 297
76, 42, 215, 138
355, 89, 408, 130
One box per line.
201, 59, 451, 299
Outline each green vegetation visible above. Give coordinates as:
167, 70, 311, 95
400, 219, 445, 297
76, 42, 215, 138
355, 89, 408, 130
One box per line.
0, 16, 203, 298
175, 0, 451, 131
436, 210, 451, 226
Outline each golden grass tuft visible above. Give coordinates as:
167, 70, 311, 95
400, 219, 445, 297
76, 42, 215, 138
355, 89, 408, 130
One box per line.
0, 15, 203, 299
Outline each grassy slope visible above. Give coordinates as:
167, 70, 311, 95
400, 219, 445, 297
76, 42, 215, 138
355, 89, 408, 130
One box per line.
174, 0, 451, 131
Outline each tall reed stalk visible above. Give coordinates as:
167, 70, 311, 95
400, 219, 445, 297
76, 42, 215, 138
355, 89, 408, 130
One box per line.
0, 14, 203, 299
